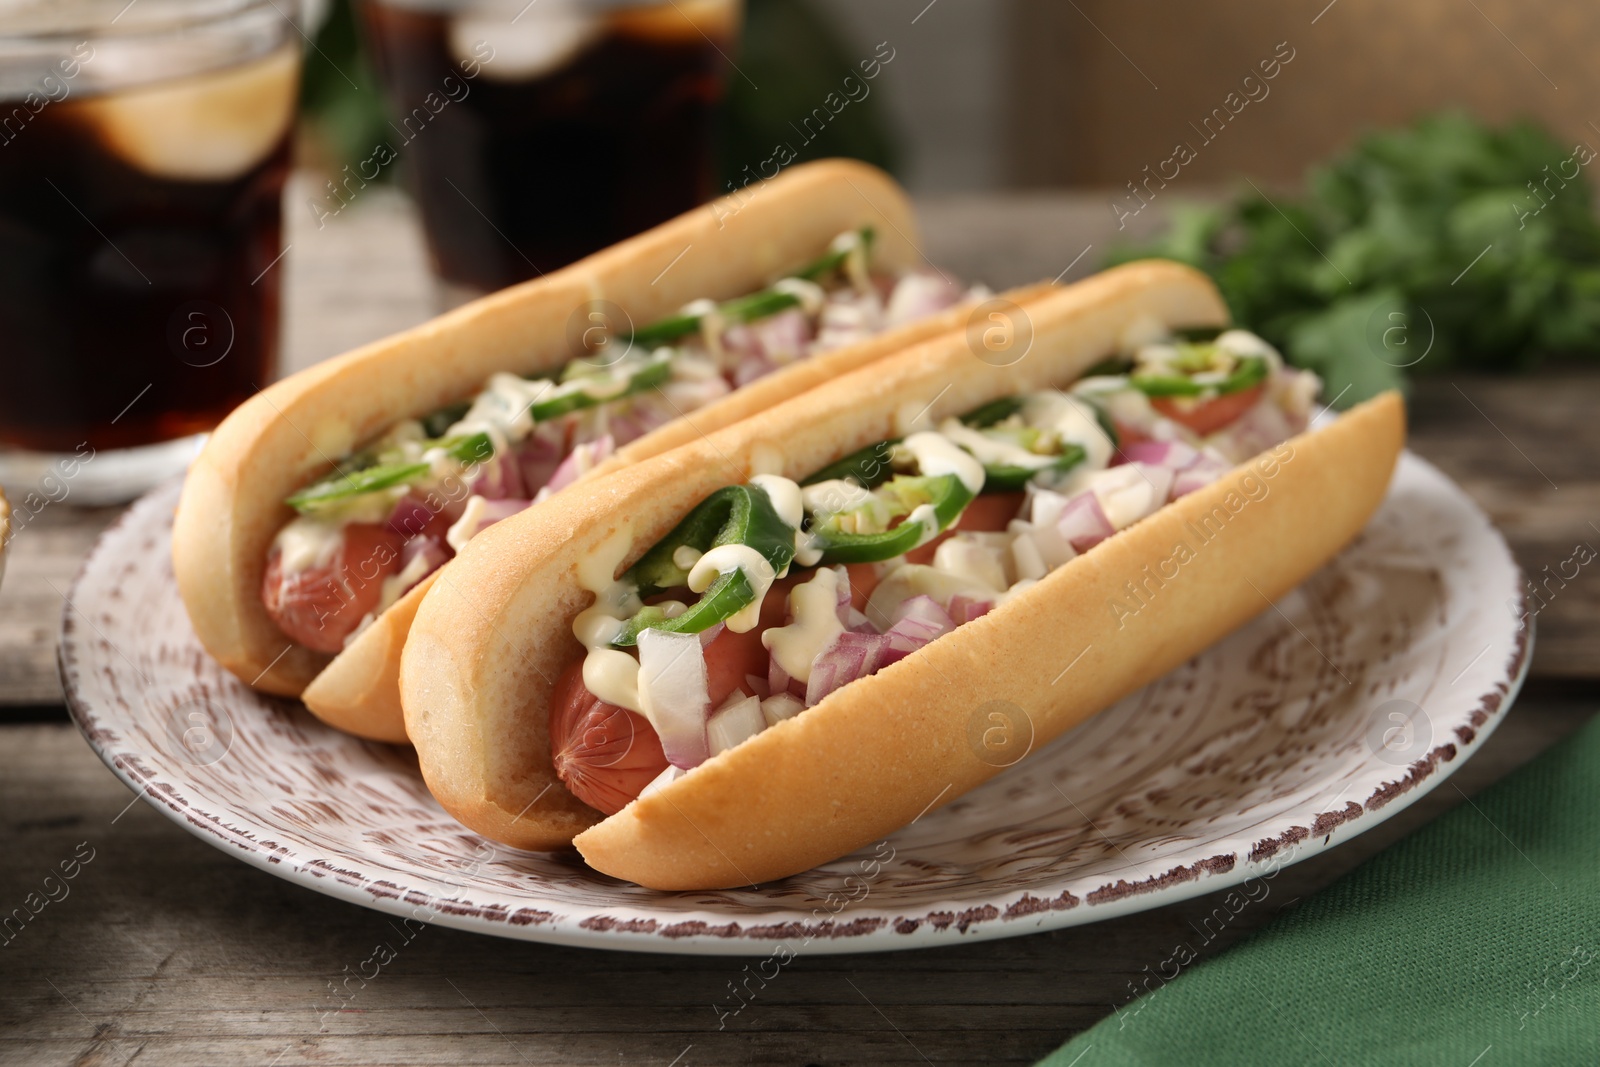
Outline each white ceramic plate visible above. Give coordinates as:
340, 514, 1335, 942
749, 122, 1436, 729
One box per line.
63, 452, 1529, 955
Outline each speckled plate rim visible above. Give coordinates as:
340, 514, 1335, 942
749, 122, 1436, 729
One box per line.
61, 453, 1531, 956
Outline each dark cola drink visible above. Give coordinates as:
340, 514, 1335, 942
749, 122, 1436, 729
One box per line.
0, 4, 299, 498
357, 0, 739, 294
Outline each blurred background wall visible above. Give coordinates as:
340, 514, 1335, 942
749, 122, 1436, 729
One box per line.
302, 0, 1599, 193
787, 0, 1598, 190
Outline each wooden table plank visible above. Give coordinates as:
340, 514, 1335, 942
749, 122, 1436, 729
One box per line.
3, 183, 1597, 1064
1, 694, 1591, 1066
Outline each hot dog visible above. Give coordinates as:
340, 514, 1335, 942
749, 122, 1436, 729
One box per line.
172, 160, 1026, 743
397, 261, 1405, 889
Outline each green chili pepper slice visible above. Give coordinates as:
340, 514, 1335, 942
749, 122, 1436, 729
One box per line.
1131, 354, 1267, 399
610, 483, 797, 646
285, 432, 494, 514
979, 443, 1087, 492
955, 397, 1091, 492
528, 353, 673, 422
809, 472, 975, 564
801, 438, 898, 489
958, 396, 1025, 429
627, 228, 875, 348
420, 400, 471, 438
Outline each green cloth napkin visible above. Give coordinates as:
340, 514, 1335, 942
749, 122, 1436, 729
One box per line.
1040, 713, 1600, 1066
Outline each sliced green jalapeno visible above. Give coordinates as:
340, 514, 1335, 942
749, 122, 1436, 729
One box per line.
528, 353, 672, 423
610, 483, 797, 646
286, 431, 493, 514
627, 228, 876, 348
808, 472, 975, 564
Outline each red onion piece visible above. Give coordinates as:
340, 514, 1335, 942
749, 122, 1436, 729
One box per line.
637, 629, 711, 769
1057, 491, 1116, 551
386, 495, 437, 539
1119, 440, 1202, 470
885, 272, 962, 327
471, 451, 527, 500
544, 433, 616, 496
805, 631, 894, 707
948, 595, 995, 625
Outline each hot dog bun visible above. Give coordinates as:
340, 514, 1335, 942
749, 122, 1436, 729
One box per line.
297, 282, 1053, 743
173, 160, 989, 733
577, 392, 1402, 887
399, 260, 1256, 856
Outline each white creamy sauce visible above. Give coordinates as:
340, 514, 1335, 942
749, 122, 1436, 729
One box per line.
274, 517, 345, 574
761, 566, 844, 684
572, 527, 646, 713
1029, 392, 1114, 472
445, 495, 488, 553
899, 431, 986, 494
271, 485, 401, 575
904, 503, 942, 548
936, 419, 1056, 471
377, 549, 434, 615
671, 544, 703, 571
831, 229, 871, 293
772, 277, 826, 316
688, 544, 775, 633
749, 474, 804, 529
801, 478, 874, 517
682, 298, 728, 367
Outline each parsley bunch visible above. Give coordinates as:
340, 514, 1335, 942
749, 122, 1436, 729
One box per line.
1109, 113, 1600, 405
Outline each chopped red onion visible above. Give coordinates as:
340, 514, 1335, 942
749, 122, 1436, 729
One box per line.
768, 656, 804, 701
637, 629, 711, 769
707, 695, 766, 757
885, 272, 962, 327
1127, 463, 1177, 517
1119, 440, 1202, 470
471, 451, 527, 500
1057, 491, 1116, 551
948, 595, 995, 625
540, 433, 616, 498
386, 496, 437, 539
752, 307, 813, 361
805, 631, 894, 707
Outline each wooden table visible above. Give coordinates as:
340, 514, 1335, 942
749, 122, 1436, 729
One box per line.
2, 183, 1596, 1066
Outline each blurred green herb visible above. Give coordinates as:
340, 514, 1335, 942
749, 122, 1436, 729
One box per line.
298, 0, 391, 176
718, 0, 898, 183
1107, 113, 1600, 406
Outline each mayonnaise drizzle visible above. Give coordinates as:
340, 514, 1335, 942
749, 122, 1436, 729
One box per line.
899, 431, 986, 494
936, 419, 1057, 472
772, 277, 827, 316
688, 544, 776, 633
761, 566, 844, 683
749, 474, 804, 529
572, 527, 646, 713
